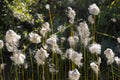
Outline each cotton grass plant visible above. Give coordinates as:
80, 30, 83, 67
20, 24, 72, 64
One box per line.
0, 0, 120, 80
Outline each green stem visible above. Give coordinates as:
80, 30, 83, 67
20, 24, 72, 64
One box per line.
22, 66, 24, 80
52, 51, 54, 80
118, 65, 120, 80
54, 24, 71, 35
91, 16, 96, 80
48, 9, 53, 34
72, 62, 75, 70
65, 59, 67, 79
30, 54, 34, 80
61, 40, 66, 79
42, 65, 45, 80
93, 15, 96, 42
0, 49, 5, 80
16, 66, 18, 80
96, 74, 98, 80
48, 9, 54, 80
26, 68, 28, 80
108, 67, 109, 80
70, 23, 75, 70
111, 64, 114, 80
72, 47, 75, 70
70, 24, 74, 36
0, 49, 3, 80
97, 57, 100, 80
92, 54, 95, 80
37, 65, 39, 80
96, 32, 116, 39
91, 24, 94, 43
55, 53, 58, 80
60, 39, 63, 80
84, 45, 87, 80
92, 72, 94, 80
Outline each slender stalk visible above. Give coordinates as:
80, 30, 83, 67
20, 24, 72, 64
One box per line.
0, 49, 3, 80
37, 65, 39, 80
48, 7, 55, 80
72, 62, 75, 70
60, 37, 63, 80
65, 59, 67, 79
111, 64, 114, 80
72, 46, 76, 70
0, 72, 3, 80
92, 72, 94, 80
48, 9, 53, 34
70, 24, 74, 37
84, 45, 87, 80
96, 73, 98, 80
0, 49, 5, 80
91, 52, 95, 80
71, 45, 75, 70
16, 66, 18, 80
86, 49, 89, 80
91, 24, 94, 43
42, 65, 45, 80
30, 54, 34, 80
61, 39, 66, 79
96, 32, 116, 39
97, 56, 100, 80
93, 16, 96, 42
26, 68, 28, 80
70, 23, 75, 70
52, 50, 54, 80
45, 63, 49, 80
91, 16, 96, 80
108, 67, 109, 80
118, 65, 120, 80
55, 52, 58, 80
43, 34, 50, 80
22, 66, 24, 80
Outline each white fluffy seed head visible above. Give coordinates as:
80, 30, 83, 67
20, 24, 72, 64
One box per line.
0, 40, 4, 49
88, 3, 100, 15
5, 30, 21, 44
0, 64, 6, 70
117, 37, 120, 43
10, 50, 26, 65
88, 15, 94, 24
97, 57, 101, 65
61, 37, 66, 43
46, 34, 58, 46
45, 4, 50, 10
67, 7, 76, 23
66, 48, 83, 67
89, 43, 101, 55
34, 48, 49, 65
68, 36, 79, 47
29, 32, 41, 44
40, 22, 51, 37
67, 7, 76, 19
104, 48, 115, 65
111, 18, 117, 22
57, 25, 64, 32
5, 30, 21, 52
90, 62, 99, 75
77, 21, 91, 46
46, 34, 62, 54
115, 56, 120, 65
68, 69, 80, 80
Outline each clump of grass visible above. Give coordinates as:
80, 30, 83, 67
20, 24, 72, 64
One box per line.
0, 0, 119, 80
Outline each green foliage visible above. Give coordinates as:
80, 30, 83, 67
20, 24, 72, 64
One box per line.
97, 0, 120, 35
0, 0, 120, 80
